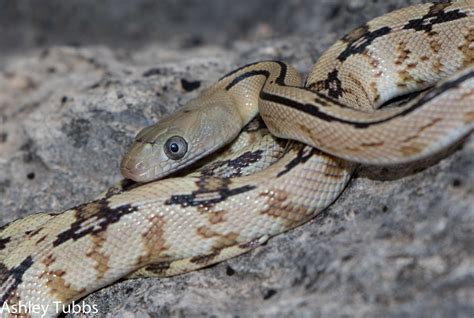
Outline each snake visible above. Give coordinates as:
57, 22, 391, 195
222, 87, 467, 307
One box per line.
1, 1, 473, 317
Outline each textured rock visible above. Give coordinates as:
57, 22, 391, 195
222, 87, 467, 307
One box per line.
1, 0, 473, 317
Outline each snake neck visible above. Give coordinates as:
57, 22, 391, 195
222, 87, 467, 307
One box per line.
209, 60, 303, 125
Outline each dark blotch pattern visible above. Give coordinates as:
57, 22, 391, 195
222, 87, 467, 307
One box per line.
277, 146, 318, 177
227, 150, 264, 171
0, 263, 8, 285
317, 69, 345, 99
341, 24, 370, 43
243, 115, 267, 132
0, 256, 34, 304
201, 150, 264, 178
190, 250, 221, 264
165, 177, 256, 208
142, 261, 171, 275
102, 178, 139, 199
317, 23, 391, 100
337, 26, 391, 62
52, 199, 139, 247
0, 236, 11, 250
403, 3, 466, 33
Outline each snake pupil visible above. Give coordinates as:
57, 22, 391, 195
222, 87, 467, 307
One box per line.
170, 143, 179, 153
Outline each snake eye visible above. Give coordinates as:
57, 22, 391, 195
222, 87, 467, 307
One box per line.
164, 136, 188, 160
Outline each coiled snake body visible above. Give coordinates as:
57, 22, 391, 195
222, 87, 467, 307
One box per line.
1, 2, 473, 317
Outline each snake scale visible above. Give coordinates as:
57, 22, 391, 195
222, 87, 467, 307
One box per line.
1, 1, 473, 317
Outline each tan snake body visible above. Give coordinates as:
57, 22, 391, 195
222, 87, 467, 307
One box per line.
1, 1, 473, 317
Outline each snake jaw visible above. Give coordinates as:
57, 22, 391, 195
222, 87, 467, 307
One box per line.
120, 142, 156, 182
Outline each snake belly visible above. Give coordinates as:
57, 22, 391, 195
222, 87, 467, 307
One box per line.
1, 1, 474, 317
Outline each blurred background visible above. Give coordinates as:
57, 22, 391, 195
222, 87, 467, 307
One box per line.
0, 0, 420, 67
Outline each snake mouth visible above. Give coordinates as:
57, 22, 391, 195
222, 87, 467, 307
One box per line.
120, 139, 158, 182
120, 155, 153, 182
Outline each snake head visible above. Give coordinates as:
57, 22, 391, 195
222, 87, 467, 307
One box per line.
121, 94, 242, 182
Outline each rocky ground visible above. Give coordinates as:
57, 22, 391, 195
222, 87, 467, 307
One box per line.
1, 0, 473, 317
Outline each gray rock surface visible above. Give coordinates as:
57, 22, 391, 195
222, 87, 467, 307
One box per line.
1, 0, 473, 317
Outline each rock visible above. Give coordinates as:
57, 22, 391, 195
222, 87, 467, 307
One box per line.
1, 0, 473, 317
